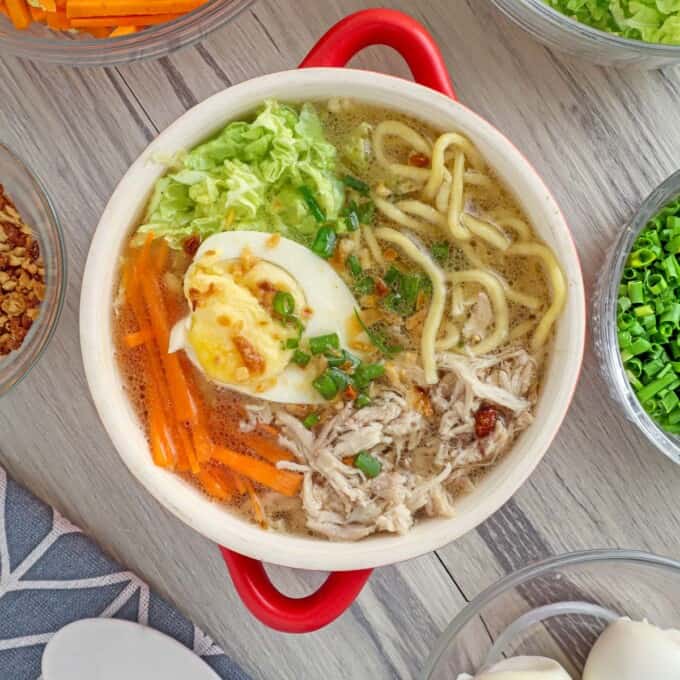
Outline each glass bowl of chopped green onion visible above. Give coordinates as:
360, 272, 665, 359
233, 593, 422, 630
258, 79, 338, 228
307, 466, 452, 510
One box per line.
489, 0, 680, 69
594, 170, 680, 464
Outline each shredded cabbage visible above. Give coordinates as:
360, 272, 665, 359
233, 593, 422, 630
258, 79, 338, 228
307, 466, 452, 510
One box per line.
544, 0, 680, 44
137, 100, 344, 248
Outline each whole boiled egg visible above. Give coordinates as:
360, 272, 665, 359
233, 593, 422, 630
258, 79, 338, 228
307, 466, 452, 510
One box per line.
582, 618, 680, 680
169, 231, 359, 404
456, 657, 573, 680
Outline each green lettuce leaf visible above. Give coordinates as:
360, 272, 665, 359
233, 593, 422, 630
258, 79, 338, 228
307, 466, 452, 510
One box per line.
137, 100, 344, 248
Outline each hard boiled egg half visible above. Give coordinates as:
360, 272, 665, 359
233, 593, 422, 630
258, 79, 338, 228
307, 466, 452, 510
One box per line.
456, 656, 572, 680
582, 618, 680, 680
169, 231, 358, 404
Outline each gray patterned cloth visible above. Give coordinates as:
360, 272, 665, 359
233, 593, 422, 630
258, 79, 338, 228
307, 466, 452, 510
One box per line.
0, 466, 251, 680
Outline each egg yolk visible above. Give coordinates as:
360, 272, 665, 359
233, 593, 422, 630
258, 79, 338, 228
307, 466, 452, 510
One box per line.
183, 252, 304, 392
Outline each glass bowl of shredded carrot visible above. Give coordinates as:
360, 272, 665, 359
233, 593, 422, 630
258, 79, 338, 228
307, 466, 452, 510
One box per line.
0, 0, 253, 66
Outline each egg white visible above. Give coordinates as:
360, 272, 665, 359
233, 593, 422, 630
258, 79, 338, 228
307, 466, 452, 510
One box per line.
582, 618, 680, 680
456, 656, 572, 680
169, 231, 360, 404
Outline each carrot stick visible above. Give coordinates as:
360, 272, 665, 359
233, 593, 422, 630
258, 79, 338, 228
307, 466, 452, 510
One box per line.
243, 478, 266, 527
231, 472, 246, 495
123, 329, 151, 348
212, 446, 302, 497
67, 0, 204, 18
86, 25, 111, 36
40, 0, 56, 10
175, 424, 196, 473
126, 240, 181, 470
45, 9, 70, 28
109, 24, 138, 35
197, 467, 235, 502
148, 382, 171, 468
30, 5, 46, 20
71, 13, 177, 26
191, 421, 213, 464
239, 431, 295, 464
6, 0, 31, 28
0, 3, 9, 17
152, 237, 169, 273
139, 269, 197, 424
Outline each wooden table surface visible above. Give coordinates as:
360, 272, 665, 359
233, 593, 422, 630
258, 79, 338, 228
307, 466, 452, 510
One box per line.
3, 1, 680, 678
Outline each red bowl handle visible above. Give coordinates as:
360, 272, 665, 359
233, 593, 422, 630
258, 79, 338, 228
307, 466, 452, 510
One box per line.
299, 8, 456, 100
220, 547, 372, 633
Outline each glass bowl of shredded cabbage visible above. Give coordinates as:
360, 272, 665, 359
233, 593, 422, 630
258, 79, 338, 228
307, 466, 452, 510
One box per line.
489, 0, 680, 68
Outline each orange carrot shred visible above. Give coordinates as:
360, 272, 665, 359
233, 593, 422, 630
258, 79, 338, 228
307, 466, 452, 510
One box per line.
6, 0, 31, 28
239, 431, 295, 464
66, 0, 205, 18
211, 445, 301, 497
243, 478, 266, 527
71, 13, 178, 26
123, 329, 151, 348
45, 9, 70, 28
197, 467, 234, 502
109, 24, 137, 35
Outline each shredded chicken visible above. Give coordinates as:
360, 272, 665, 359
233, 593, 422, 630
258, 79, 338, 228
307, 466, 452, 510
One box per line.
463, 292, 493, 341
253, 347, 538, 541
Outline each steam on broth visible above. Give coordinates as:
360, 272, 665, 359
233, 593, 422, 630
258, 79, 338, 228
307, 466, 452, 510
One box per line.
113, 99, 566, 541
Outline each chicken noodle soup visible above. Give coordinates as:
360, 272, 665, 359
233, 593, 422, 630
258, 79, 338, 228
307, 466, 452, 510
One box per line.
113, 99, 567, 540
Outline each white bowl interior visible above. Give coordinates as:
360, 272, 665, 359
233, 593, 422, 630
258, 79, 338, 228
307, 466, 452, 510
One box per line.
80, 69, 586, 571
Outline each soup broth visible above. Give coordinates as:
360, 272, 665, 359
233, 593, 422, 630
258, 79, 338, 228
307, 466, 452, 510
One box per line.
113, 99, 565, 540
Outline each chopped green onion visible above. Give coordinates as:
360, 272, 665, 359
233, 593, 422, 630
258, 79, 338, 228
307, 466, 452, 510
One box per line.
354, 451, 382, 478
667, 235, 680, 254
309, 333, 340, 355
431, 242, 450, 264
299, 185, 326, 223
353, 363, 385, 389
357, 201, 375, 225
285, 337, 300, 349
273, 291, 295, 318
354, 310, 402, 356
343, 200, 360, 232
355, 393, 371, 409
628, 247, 657, 268
628, 281, 645, 304
346, 254, 362, 277
292, 349, 311, 367
311, 226, 337, 259
327, 368, 350, 392
634, 304, 655, 318
303, 412, 320, 429
626, 357, 643, 377
342, 175, 370, 195
327, 349, 360, 369
354, 275, 375, 296
638, 371, 677, 404
647, 273, 668, 295
617, 296, 632, 313
313, 372, 339, 400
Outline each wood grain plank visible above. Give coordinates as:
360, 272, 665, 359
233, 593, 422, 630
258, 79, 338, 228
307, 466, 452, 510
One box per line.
6, 0, 680, 677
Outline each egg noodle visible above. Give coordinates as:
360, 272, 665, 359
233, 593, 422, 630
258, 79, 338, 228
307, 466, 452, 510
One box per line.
372, 120, 567, 362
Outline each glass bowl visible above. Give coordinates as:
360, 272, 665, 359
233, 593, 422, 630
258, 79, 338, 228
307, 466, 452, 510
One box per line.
0, 0, 252, 67
593, 170, 680, 465
488, 0, 680, 69
0, 143, 66, 397
422, 549, 680, 679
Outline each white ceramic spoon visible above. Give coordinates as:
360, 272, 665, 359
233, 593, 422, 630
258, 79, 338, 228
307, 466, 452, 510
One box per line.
42, 619, 221, 680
